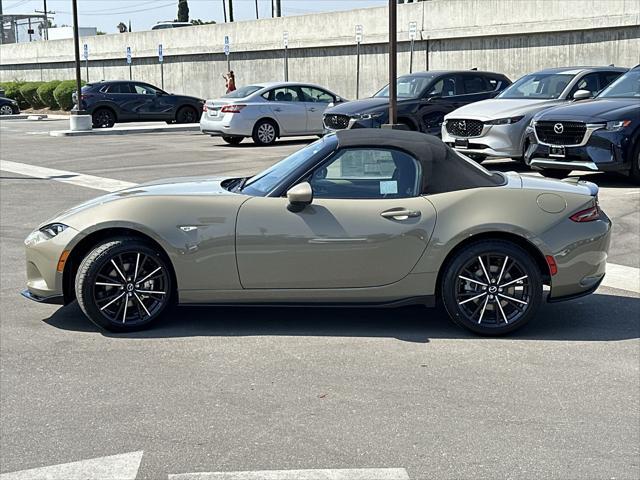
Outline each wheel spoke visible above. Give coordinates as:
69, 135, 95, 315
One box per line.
477, 295, 490, 324
498, 293, 528, 306
496, 256, 509, 285
496, 298, 508, 324
95, 282, 122, 287
136, 266, 161, 286
100, 291, 126, 311
459, 292, 486, 305
500, 275, 528, 288
134, 292, 151, 317
133, 253, 141, 282
478, 256, 491, 283
122, 297, 129, 323
110, 259, 127, 283
459, 275, 487, 287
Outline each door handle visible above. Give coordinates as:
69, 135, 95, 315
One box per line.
308, 107, 317, 112
380, 209, 421, 220
273, 108, 282, 112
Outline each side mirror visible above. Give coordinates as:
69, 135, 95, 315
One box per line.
573, 89, 592, 100
286, 182, 313, 212
335, 96, 342, 103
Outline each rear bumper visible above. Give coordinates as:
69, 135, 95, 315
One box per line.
199, 113, 254, 137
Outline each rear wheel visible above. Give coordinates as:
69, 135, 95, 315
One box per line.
0, 104, 16, 115
176, 106, 198, 124
539, 168, 571, 179
252, 119, 278, 146
75, 238, 173, 332
630, 142, 640, 184
222, 136, 244, 145
92, 108, 116, 128
442, 240, 542, 336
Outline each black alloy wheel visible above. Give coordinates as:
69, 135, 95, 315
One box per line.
76, 238, 173, 332
92, 108, 116, 128
0, 104, 16, 115
222, 136, 244, 145
176, 106, 198, 124
442, 240, 542, 335
630, 143, 640, 184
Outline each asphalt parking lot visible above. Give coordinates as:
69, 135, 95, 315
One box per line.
1, 118, 639, 479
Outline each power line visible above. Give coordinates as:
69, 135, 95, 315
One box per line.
56, 1, 175, 16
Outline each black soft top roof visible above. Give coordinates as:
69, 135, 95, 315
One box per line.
334, 129, 503, 194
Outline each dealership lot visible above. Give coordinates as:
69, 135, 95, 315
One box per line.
1, 119, 639, 479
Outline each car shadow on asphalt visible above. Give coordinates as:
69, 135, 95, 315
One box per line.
217, 138, 314, 148
43, 292, 639, 343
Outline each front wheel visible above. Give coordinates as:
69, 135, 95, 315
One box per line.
0, 104, 16, 115
75, 238, 173, 332
252, 119, 278, 146
539, 168, 571, 179
222, 136, 244, 145
630, 143, 640, 184
442, 240, 542, 336
92, 108, 116, 128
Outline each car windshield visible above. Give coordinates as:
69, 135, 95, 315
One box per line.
597, 70, 640, 98
374, 75, 435, 99
498, 73, 574, 99
223, 85, 263, 99
242, 136, 336, 196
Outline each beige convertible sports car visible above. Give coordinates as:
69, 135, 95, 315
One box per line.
22, 130, 611, 335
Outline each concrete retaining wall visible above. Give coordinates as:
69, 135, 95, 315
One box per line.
1, 0, 638, 100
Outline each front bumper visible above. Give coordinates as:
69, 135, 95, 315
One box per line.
441, 121, 526, 159
21, 289, 64, 305
525, 127, 632, 173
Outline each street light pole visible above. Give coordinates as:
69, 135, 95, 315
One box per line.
71, 0, 84, 114
384, 0, 399, 128
43, 0, 48, 40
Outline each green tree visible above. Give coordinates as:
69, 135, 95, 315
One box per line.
117, 22, 127, 33
177, 0, 189, 22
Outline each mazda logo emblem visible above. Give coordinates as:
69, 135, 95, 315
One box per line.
457, 120, 466, 130
554, 123, 564, 134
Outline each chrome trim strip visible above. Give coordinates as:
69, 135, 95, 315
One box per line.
529, 158, 599, 171
533, 123, 605, 147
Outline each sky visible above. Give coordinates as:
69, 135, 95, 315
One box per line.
3, 0, 388, 33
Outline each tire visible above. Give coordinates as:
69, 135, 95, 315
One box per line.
441, 240, 543, 336
539, 168, 571, 179
630, 141, 640, 184
466, 153, 487, 163
398, 120, 414, 131
0, 104, 16, 115
75, 237, 173, 332
92, 108, 116, 128
176, 106, 198, 124
252, 119, 278, 146
222, 136, 244, 145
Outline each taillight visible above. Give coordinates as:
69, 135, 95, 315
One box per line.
203, 104, 208, 112
570, 205, 600, 222
221, 104, 246, 113
80, 94, 94, 100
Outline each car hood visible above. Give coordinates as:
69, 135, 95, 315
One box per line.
325, 97, 391, 115
534, 99, 640, 122
445, 98, 564, 120
46, 176, 236, 226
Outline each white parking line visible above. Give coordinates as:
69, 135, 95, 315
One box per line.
601, 263, 640, 294
169, 468, 411, 480
0, 451, 143, 480
0, 160, 135, 192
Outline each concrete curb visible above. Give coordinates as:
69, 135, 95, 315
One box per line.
49, 124, 200, 137
0, 114, 48, 120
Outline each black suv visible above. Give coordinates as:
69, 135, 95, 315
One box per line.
323, 70, 511, 136
74, 81, 204, 128
525, 65, 640, 182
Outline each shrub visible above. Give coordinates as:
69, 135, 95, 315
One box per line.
2, 82, 29, 109
53, 80, 85, 111
37, 80, 62, 109
20, 82, 45, 109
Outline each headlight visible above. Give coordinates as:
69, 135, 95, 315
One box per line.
485, 115, 524, 125
353, 112, 384, 121
605, 120, 631, 132
25, 223, 69, 247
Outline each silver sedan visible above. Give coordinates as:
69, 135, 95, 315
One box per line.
200, 81, 346, 146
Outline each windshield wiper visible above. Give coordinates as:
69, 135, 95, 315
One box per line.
234, 177, 249, 192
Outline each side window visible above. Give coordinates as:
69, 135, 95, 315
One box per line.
427, 76, 457, 97
133, 84, 158, 95
107, 83, 132, 94
462, 75, 489, 94
309, 148, 421, 199
262, 87, 301, 102
300, 87, 334, 103
599, 72, 623, 91
568, 73, 600, 97
486, 78, 505, 91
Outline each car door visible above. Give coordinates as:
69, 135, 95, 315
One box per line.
262, 87, 308, 135
299, 86, 335, 133
418, 74, 464, 135
102, 83, 139, 120
235, 147, 437, 289
131, 83, 169, 120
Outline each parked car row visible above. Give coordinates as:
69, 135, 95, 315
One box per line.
0, 95, 20, 115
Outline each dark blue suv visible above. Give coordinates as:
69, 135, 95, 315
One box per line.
74, 81, 204, 128
525, 66, 640, 182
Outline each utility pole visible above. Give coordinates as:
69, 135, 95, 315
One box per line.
222, 0, 227, 23
71, 0, 84, 114
255, 0, 259, 19
384, 0, 399, 128
228, 0, 233, 22
35, 2, 55, 40
274, 0, 281, 17
0, 0, 4, 45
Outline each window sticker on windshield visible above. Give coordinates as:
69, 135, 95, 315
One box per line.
380, 180, 398, 195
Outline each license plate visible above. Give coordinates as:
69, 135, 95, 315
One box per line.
549, 146, 565, 157
454, 138, 469, 149
209, 108, 220, 117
